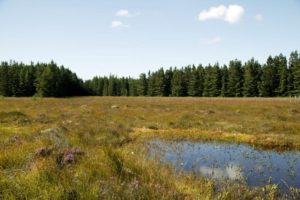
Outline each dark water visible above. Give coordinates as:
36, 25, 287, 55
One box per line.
148, 140, 300, 189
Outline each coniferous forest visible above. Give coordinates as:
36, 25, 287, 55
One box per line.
1, 51, 300, 97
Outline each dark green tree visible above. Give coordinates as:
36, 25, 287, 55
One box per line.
137, 73, 148, 96
289, 51, 300, 96
274, 54, 288, 96
188, 65, 201, 96
171, 68, 185, 96
228, 60, 244, 97
221, 65, 229, 97
259, 56, 278, 97
243, 59, 261, 97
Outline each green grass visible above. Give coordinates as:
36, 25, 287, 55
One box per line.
0, 97, 300, 199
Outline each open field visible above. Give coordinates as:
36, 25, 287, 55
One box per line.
0, 97, 300, 199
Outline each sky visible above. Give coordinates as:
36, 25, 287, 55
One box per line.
0, 0, 299, 80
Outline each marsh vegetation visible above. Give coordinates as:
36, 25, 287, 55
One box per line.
0, 97, 300, 199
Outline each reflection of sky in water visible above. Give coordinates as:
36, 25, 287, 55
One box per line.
198, 164, 243, 180
148, 140, 300, 189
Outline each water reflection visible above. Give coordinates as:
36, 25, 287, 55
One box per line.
148, 140, 300, 189
198, 164, 243, 180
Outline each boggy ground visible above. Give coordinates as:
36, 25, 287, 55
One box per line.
0, 97, 300, 199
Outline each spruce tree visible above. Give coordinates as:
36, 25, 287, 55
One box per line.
188, 65, 200, 96
203, 65, 212, 97
196, 65, 205, 97
228, 60, 244, 97
171, 68, 185, 96
243, 59, 261, 97
137, 73, 148, 96
102, 77, 109, 96
221, 65, 229, 97
164, 68, 173, 96
108, 75, 116, 96
289, 51, 300, 96
0, 62, 11, 96
210, 64, 222, 96
259, 56, 278, 97
155, 68, 166, 96
274, 54, 288, 96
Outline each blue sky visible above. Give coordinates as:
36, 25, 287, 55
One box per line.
0, 0, 299, 79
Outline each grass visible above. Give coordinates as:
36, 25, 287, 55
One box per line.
0, 97, 300, 199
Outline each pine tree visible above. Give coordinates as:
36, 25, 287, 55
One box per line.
210, 64, 222, 96
18, 66, 27, 96
164, 68, 173, 96
188, 65, 200, 96
203, 64, 221, 97
102, 77, 109, 96
137, 73, 148, 96
147, 68, 166, 96
24, 63, 36, 96
108, 75, 116, 96
196, 65, 204, 96
289, 51, 300, 96
228, 60, 244, 97
120, 77, 129, 96
128, 78, 138, 96
10, 62, 22, 96
155, 68, 166, 96
147, 71, 155, 96
259, 56, 277, 97
35, 62, 59, 97
259, 64, 271, 97
203, 65, 212, 97
243, 59, 261, 97
221, 65, 229, 97
0, 62, 11, 96
171, 68, 185, 96
274, 54, 288, 96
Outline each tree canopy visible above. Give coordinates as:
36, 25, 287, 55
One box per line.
1, 51, 300, 97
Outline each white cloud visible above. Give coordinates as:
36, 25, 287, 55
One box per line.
205, 36, 221, 44
198, 5, 244, 24
198, 5, 227, 21
225, 5, 244, 24
116, 9, 140, 18
254, 14, 263, 21
116, 9, 129, 17
111, 21, 128, 28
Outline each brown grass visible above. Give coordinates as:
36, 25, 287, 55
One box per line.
0, 97, 299, 199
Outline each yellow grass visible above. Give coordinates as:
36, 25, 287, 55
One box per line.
0, 97, 299, 199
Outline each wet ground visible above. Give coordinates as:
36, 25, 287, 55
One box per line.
148, 140, 300, 190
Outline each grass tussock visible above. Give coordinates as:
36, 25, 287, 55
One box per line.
0, 97, 300, 199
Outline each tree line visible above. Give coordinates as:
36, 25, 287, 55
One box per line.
85, 51, 300, 97
0, 51, 300, 97
0, 61, 86, 97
